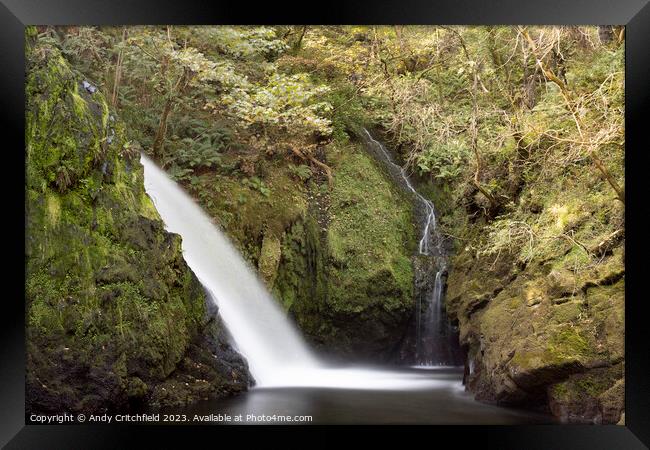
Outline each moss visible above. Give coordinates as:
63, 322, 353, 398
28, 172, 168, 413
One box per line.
26, 38, 248, 414
545, 328, 592, 362
139, 191, 160, 220
548, 364, 624, 423
279, 142, 417, 355
575, 375, 612, 397
550, 300, 584, 324
45, 192, 61, 227
326, 142, 416, 313
251, 142, 418, 355
444, 78, 625, 420
550, 381, 571, 400
258, 232, 282, 286
126, 377, 149, 399
181, 156, 308, 267
173, 134, 418, 356
274, 214, 328, 316
26, 47, 108, 195
70, 84, 90, 118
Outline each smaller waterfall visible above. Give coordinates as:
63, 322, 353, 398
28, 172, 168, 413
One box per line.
417, 269, 445, 366
362, 129, 439, 256
360, 129, 461, 366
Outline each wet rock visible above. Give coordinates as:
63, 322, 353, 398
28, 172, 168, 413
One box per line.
82, 80, 97, 93
547, 364, 623, 424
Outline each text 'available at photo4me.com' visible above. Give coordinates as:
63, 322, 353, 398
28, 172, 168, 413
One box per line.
28, 413, 314, 424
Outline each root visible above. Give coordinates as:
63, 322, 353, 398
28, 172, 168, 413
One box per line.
289, 145, 333, 187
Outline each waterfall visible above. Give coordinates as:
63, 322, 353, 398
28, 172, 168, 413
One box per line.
418, 269, 446, 366
141, 155, 320, 384
141, 154, 452, 390
360, 129, 461, 366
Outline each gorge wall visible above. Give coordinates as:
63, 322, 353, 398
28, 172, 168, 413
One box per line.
25, 37, 249, 415
444, 164, 625, 424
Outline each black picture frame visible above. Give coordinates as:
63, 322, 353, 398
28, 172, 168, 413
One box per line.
2, 0, 648, 447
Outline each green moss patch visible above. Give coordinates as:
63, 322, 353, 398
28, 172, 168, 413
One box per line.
326, 142, 416, 314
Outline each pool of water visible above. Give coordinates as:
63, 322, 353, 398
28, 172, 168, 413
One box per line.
165, 367, 555, 425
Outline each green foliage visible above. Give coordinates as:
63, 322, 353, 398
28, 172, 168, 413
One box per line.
212, 72, 333, 140
167, 164, 194, 182
57, 26, 113, 78
28, 25, 626, 421
175, 141, 223, 169
53, 25, 336, 175
242, 176, 271, 197
289, 164, 313, 182
44, 23, 624, 366
322, 83, 369, 143
180, 26, 287, 59
415, 139, 469, 180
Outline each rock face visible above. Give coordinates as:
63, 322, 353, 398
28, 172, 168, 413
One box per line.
25, 36, 249, 415
272, 146, 416, 360
446, 211, 624, 423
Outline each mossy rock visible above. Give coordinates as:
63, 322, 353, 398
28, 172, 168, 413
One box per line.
25, 37, 249, 414
266, 142, 418, 358
547, 364, 624, 424
258, 231, 282, 286
444, 115, 625, 421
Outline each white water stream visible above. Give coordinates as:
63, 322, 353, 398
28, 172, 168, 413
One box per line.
362, 129, 440, 256
361, 129, 460, 366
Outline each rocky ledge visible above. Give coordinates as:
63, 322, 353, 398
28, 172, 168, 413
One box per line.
447, 242, 624, 424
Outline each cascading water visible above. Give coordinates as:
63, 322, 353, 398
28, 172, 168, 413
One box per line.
140, 155, 319, 383
360, 129, 462, 366
141, 154, 455, 390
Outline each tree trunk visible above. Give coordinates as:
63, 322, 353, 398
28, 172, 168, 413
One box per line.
468, 52, 497, 211
292, 26, 308, 53
591, 151, 625, 203
152, 98, 173, 159
110, 28, 127, 108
